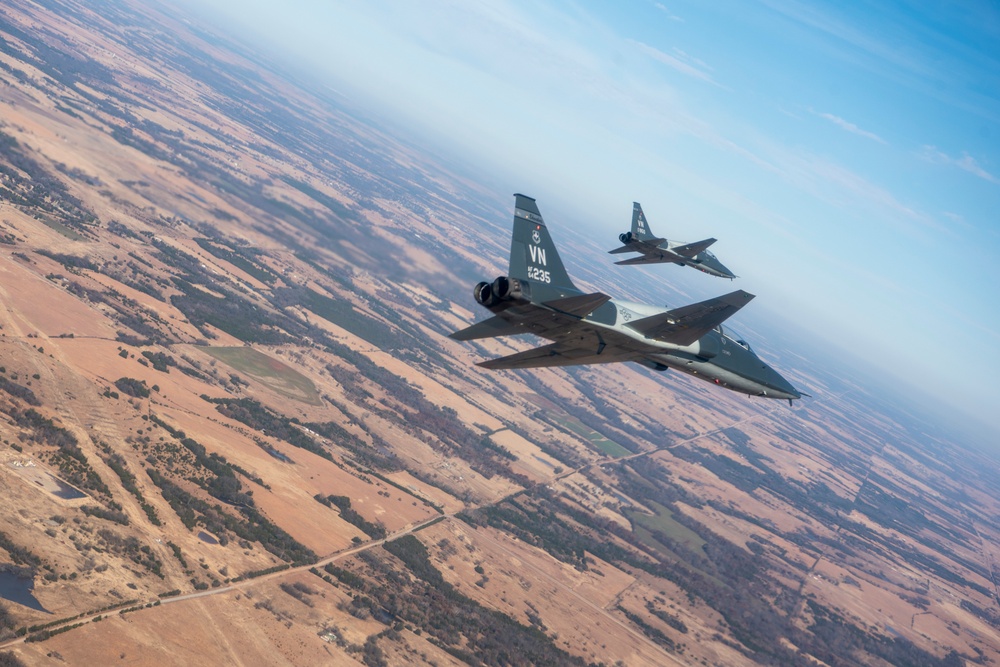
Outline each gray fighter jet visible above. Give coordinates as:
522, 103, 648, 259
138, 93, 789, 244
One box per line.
609, 202, 736, 279
451, 194, 802, 403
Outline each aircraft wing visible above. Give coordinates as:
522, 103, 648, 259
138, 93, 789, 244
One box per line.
477, 341, 632, 369
608, 238, 668, 255
626, 290, 754, 346
613, 253, 676, 266
671, 238, 716, 258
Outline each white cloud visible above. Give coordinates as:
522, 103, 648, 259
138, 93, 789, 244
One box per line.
919, 146, 1000, 185
815, 111, 888, 144
630, 40, 723, 87
653, 3, 683, 22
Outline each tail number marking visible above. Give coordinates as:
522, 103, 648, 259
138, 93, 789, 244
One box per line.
527, 244, 550, 282
527, 266, 550, 282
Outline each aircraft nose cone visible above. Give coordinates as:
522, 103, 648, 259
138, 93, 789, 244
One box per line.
776, 377, 802, 401
763, 365, 802, 400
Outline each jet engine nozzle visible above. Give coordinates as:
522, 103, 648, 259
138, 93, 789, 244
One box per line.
473, 281, 495, 306
619, 232, 633, 244
474, 276, 523, 307
492, 276, 513, 300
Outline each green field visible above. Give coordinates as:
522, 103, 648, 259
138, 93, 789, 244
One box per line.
551, 414, 631, 457
39, 216, 86, 241
204, 346, 322, 405
627, 501, 707, 557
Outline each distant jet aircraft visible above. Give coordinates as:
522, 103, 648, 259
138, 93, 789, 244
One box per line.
450, 195, 802, 404
609, 202, 736, 279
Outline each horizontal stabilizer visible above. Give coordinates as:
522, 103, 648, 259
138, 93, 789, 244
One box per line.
627, 290, 754, 346
478, 342, 628, 370
449, 316, 525, 341
608, 238, 667, 255
672, 238, 716, 258
543, 292, 611, 317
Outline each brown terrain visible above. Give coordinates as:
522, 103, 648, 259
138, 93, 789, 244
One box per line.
0, 1, 996, 665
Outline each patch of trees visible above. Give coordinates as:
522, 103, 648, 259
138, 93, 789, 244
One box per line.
305, 419, 400, 472
206, 397, 332, 462
616, 457, 706, 510
960, 599, 1000, 629
145, 468, 315, 565
81, 504, 129, 526
669, 444, 850, 527
324, 535, 589, 667
0, 374, 40, 406
170, 278, 296, 344
274, 286, 405, 351
141, 351, 177, 373
560, 369, 644, 454
646, 601, 688, 634
109, 125, 173, 164
0, 651, 27, 667
855, 478, 931, 534
314, 495, 386, 539
462, 491, 639, 573
94, 528, 162, 577
0, 130, 96, 231
100, 447, 160, 526
804, 600, 967, 667
0, 530, 41, 567
323, 563, 365, 589
12, 408, 111, 500
721, 427, 773, 469
149, 414, 264, 506
321, 350, 523, 483
281, 177, 359, 225
12, 408, 76, 449
114, 377, 149, 398
152, 239, 213, 285
34, 250, 97, 271
0, 13, 115, 91
194, 238, 277, 285
64, 281, 170, 345
361, 632, 389, 667
0, 601, 15, 637
279, 581, 316, 607
617, 605, 677, 652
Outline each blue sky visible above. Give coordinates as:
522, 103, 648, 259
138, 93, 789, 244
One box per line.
185, 0, 1000, 438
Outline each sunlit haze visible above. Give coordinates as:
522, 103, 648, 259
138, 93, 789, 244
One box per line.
180, 0, 1000, 440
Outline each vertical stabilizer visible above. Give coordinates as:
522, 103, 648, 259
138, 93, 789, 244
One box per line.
631, 202, 657, 241
509, 194, 578, 292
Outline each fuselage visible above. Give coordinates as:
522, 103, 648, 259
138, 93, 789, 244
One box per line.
484, 288, 800, 401
595, 298, 799, 400
616, 238, 736, 279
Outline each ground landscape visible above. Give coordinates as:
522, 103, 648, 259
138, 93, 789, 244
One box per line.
0, 1, 997, 665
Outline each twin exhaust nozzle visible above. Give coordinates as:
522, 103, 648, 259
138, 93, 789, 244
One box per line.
474, 276, 523, 307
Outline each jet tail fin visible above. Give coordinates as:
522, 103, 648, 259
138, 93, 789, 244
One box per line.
631, 202, 658, 241
509, 194, 578, 292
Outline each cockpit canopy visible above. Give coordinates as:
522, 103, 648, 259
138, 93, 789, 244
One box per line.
715, 324, 752, 351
